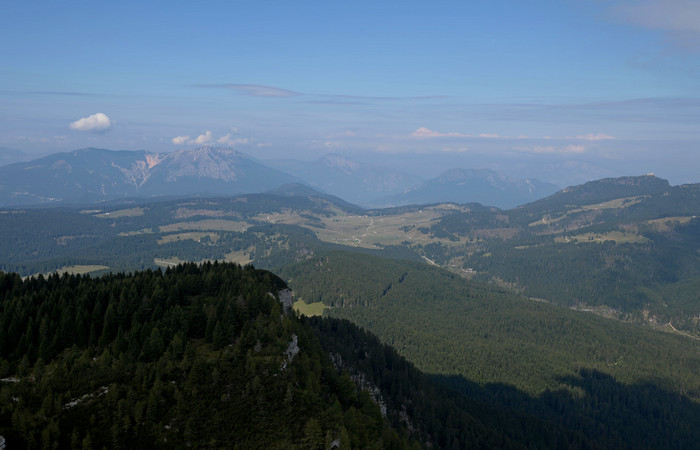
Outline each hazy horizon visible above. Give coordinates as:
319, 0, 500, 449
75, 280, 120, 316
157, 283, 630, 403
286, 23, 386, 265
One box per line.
2, 1, 699, 185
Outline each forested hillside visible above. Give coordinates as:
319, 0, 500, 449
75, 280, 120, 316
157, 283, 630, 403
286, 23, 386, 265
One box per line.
1, 176, 700, 448
0, 190, 415, 277
282, 252, 700, 395
4, 262, 697, 449
0, 263, 411, 448
282, 251, 700, 447
308, 317, 596, 449
309, 317, 700, 449
3, 174, 698, 336
2, 262, 651, 449
411, 176, 700, 334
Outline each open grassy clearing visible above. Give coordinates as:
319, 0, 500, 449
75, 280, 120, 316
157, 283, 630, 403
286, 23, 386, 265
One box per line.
154, 257, 186, 268
648, 216, 694, 225
25, 265, 110, 280
118, 228, 154, 236
254, 210, 310, 227
555, 231, 648, 244
159, 219, 248, 233
173, 207, 236, 219
580, 196, 648, 211
198, 203, 476, 249
257, 208, 472, 248
55, 265, 109, 275
318, 211, 476, 248
157, 232, 219, 245
293, 299, 327, 317
95, 207, 145, 218
529, 196, 649, 227
647, 216, 696, 231
514, 244, 546, 250
224, 248, 254, 265
55, 235, 96, 245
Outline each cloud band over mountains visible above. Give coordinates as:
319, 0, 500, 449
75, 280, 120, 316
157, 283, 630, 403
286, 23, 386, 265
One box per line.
172, 130, 249, 147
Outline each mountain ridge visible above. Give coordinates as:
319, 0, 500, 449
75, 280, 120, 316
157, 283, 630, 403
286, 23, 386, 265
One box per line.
2, 147, 685, 213
0, 146, 301, 206
377, 167, 559, 209
521, 173, 671, 211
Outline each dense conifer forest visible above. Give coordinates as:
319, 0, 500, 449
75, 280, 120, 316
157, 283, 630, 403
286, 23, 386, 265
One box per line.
283, 252, 700, 447
4, 262, 698, 448
0, 263, 413, 448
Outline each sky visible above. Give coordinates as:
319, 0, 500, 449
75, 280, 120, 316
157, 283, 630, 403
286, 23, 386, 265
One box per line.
1, 0, 699, 185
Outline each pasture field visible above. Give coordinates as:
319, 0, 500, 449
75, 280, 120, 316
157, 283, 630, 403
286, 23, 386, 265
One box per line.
256, 206, 471, 249
580, 195, 648, 210
55, 265, 109, 275
554, 231, 648, 244
154, 257, 186, 268
293, 298, 327, 317
159, 219, 248, 233
118, 228, 154, 236
224, 248, 254, 265
647, 216, 696, 231
529, 196, 649, 227
95, 207, 145, 218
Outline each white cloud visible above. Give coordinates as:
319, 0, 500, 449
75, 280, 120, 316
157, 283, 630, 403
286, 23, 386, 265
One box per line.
523, 144, 586, 154
172, 135, 190, 145
576, 133, 615, 141
217, 134, 233, 145
172, 131, 250, 147
193, 131, 213, 145
410, 127, 468, 138
217, 133, 249, 146
478, 133, 501, 138
69, 113, 112, 132
411, 127, 442, 138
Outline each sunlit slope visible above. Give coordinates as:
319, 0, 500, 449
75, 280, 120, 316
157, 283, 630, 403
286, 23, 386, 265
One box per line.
421, 176, 700, 333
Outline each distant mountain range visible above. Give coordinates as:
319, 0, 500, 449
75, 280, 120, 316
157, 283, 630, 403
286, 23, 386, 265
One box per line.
0, 147, 559, 208
0, 147, 300, 206
265, 153, 421, 205
0, 146, 30, 167
377, 168, 559, 209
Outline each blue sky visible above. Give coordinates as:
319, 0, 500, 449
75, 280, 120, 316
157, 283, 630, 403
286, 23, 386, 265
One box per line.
1, 0, 699, 184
